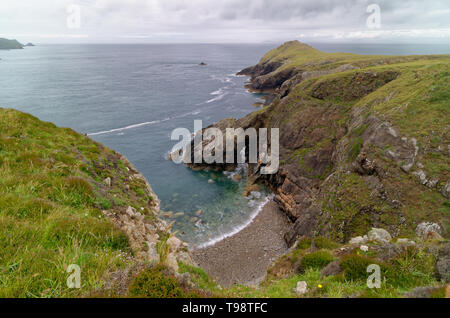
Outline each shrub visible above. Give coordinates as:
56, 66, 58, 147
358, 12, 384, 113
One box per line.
296, 238, 312, 250
314, 237, 340, 250
385, 247, 436, 289
340, 254, 381, 281
129, 265, 184, 298
300, 250, 334, 270
65, 176, 94, 206
95, 196, 112, 210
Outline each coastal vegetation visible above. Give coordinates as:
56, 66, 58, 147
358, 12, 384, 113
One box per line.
0, 40, 448, 298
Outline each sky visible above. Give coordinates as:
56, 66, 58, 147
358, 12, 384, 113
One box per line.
1, 0, 450, 44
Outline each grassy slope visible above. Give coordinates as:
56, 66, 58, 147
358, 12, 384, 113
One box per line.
1, 41, 448, 298
0, 108, 163, 297
244, 41, 450, 239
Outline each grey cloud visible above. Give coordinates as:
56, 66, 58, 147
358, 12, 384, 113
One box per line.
0, 0, 449, 43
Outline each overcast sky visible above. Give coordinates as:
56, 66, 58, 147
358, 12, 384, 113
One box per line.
1, 0, 450, 44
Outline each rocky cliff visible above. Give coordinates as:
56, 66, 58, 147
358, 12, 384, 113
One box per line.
188, 41, 450, 246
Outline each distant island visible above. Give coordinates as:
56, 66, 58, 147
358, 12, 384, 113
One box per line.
0, 38, 35, 50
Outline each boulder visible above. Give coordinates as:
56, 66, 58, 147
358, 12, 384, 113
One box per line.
320, 261, 342, 277
396, 238, 416, 247
126, 206, 136, 217
367, 228, 392, 243
436, 244, 450, 282
294, 281, 308, 295
372, 243, 403, 261
349, 236, 368, 245
146, 242, 160, 264
104, 177, 111, 187
284, 206, 320, 247
166, 252, 179, 272
404, 286, 444, 298
232, 174, 243, 182
167, 236, 182, 252
416, 222, 442, 240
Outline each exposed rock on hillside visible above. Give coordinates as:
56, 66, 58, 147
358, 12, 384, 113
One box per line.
186, 41, 450, 246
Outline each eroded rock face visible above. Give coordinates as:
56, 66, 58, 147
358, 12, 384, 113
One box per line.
237, 61, 283, 78
284, 206, 320, 247
442, 180, 450, 198
186, 42, 449, 248
321, 260, 342, 277
436, 244, 450, 282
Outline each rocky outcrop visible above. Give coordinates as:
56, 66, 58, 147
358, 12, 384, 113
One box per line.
104, 154, 195, 269
436, 243, 450, 282
186, 41, 449, 249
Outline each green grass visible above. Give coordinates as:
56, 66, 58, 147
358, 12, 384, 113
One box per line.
129, 265, 204, 298
300, 250, 335, 271
0, 108, 161, 297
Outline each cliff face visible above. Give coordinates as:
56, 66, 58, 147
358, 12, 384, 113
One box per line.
0, 108, 193, 297
189, 41, 450, 245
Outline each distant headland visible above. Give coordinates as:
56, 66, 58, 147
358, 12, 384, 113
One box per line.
0, 38, 35, 50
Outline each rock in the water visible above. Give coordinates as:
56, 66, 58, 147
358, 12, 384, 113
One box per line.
167, 236, 182, 252
321, 261, 342, 277
104, 177, 111, 187
416, 222, 442, 240
195, 209, 203, 216
232, 174, 243, 182
436, 244, 450, 282
368, 228, 392, 243
294, 281, 308, 295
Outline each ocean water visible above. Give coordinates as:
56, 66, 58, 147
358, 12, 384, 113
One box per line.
1, 43, 449, 246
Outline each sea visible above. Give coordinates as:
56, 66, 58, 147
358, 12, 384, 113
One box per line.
1, 42, 449, 247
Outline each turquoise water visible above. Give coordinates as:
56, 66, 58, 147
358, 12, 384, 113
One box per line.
2, 43, 449, 246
